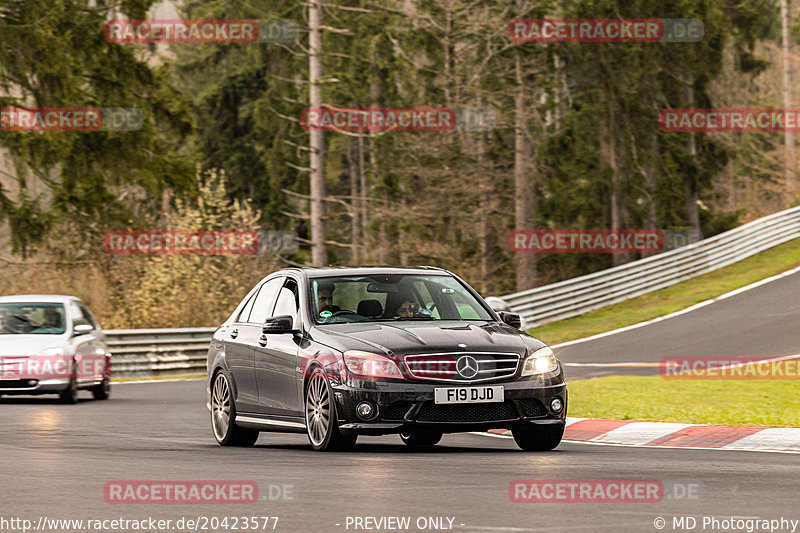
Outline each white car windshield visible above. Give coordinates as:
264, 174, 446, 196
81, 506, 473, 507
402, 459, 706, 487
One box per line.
0, 303, 67, 335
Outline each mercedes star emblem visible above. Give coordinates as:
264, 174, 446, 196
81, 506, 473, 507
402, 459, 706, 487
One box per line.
456, 355, 479, 379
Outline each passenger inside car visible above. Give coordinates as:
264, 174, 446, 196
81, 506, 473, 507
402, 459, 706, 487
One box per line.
32, 307, 65, 334
396, 300, 415, 318
383, 292, 418, 318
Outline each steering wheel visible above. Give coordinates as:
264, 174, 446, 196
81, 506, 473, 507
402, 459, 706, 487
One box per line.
329, 309, 358, 318
319, 309, 362, 322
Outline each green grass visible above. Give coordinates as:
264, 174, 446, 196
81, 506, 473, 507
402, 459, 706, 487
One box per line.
529, 238, 800, 345
568, 376, 800, 427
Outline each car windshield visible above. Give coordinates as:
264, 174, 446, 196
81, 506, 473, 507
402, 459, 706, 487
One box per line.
309, 274, 493, 324
0, 303, 67, 335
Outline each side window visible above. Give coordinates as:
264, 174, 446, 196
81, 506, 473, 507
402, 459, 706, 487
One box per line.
236, 290, 258, 323
248, 277, 284, 324
78, 303, 99, 329
70, 302, 90, 327
273, 279, 299, 320
451, 292, 481, 319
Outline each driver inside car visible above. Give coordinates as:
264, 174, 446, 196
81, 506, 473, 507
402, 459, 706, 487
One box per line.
316, 282, 340, 316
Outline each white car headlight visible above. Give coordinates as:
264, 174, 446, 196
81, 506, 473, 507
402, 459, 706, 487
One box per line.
521, 346, 558, 376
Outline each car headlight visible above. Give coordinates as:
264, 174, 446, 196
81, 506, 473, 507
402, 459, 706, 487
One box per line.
521, 346, 558, 376
343, 351, 404, 379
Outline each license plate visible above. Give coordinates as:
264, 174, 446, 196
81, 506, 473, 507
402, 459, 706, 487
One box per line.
434, 385, 504, 404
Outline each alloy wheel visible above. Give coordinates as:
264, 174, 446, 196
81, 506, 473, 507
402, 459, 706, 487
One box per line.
305, 373, 331, 447
212, 373, 231, 441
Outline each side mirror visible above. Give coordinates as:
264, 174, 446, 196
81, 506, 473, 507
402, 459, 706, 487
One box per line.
497, 311, 522, 330
73, 324, 94, 336
262, 315, 295, 334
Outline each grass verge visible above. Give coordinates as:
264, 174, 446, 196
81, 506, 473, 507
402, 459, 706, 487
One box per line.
529, 238, 800, 345
568, 375, 800, 427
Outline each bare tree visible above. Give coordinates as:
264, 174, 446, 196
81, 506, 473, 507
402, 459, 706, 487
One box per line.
683, 83, 701, 241
514, 55, 536, 290
347, 136, 360, 264
782, 0, 796, 197
309, 0, 328, 266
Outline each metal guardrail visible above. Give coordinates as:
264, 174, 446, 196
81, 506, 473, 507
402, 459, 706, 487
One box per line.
499, 206, 800, 328
106, 327, 215, 378
106, 206, 800, 377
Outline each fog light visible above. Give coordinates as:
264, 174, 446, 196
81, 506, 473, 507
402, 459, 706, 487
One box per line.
28, 380, 37, 387
356, 401, 376, 420
550, 397, 563, 413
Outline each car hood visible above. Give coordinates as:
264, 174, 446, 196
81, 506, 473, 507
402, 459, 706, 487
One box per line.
310, 320, 545, 357
0, 335, 66, 356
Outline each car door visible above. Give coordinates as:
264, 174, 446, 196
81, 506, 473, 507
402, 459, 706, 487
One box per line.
254, 277, 302, 417
226, 277, 283, 414
68, 301, 107, 385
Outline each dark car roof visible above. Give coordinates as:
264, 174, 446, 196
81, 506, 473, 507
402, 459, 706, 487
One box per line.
282, 266, 451, 278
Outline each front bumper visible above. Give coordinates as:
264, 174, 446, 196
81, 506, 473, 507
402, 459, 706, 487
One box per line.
0, 377, 106, 396
330, 374, 567, 435
0, 378, 73, 395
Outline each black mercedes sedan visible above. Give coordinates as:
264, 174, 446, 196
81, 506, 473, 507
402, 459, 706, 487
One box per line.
207, 267, 567, 451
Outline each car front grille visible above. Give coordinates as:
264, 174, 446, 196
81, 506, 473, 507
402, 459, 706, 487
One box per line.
0, 379, 36, 389
403, 352, 520, 383
414, 400, 518, 423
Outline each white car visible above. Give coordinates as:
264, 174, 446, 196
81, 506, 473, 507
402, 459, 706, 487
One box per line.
0, 295, 111, 403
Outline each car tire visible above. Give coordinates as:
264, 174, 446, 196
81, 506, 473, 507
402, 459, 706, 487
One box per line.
305, 367, 357, 452
211, 370, 259, 447
512, 423, 564, 451
399, 430, 442, 447
59, 380, 78, 404
92, 379, 111, 400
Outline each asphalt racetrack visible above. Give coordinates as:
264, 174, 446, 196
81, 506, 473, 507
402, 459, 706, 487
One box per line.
2, 271, 800, 532
556, 269, 800, 381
